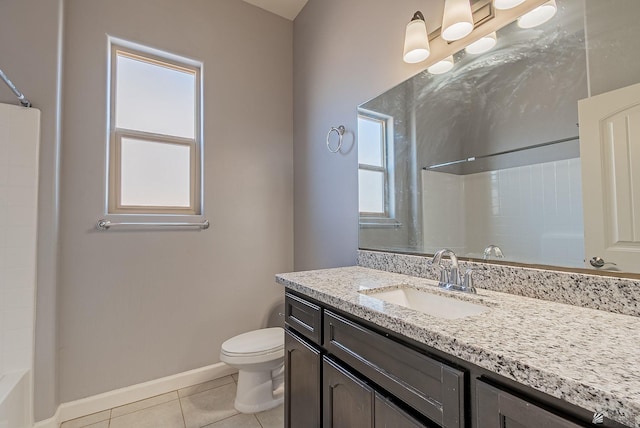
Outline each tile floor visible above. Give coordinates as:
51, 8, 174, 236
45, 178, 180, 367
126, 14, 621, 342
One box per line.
60, 374, 284, 428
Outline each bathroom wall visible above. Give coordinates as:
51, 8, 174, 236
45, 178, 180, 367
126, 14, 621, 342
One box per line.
1, 0, 292, 417
0, 0, 63, 420
293, 0, 440, 270
58, 0, 293, 405
293, 0, 640, 273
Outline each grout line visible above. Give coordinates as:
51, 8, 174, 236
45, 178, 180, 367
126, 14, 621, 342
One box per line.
176, 389, 187, 428
255, 414, 265, 428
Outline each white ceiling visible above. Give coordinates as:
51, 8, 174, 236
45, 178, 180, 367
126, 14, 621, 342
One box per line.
242, 0, 309, 20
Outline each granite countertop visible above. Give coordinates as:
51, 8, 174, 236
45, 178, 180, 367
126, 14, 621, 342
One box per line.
276, 266, 640, 428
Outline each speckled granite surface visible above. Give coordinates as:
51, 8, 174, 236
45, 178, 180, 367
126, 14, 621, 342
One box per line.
277, 266, 640, 427
358, 250, 640, 317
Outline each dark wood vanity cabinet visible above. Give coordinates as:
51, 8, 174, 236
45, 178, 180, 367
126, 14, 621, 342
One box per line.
285, 292, 458, 428
375, 393, 433, 428
284, 290, 614, 428
323, 356, 430, 428
323, 310, 464, 428
323, 357, 374, 428
476, 381, 584, 428
285, 329, 322, 428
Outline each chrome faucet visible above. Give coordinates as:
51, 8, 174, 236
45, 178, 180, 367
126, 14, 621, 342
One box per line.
483, 244, 504, 260
432, 249, 460, 286
430, 249, 476, 293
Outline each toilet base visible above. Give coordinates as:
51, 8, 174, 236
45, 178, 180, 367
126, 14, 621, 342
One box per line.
234, 365, 284, 414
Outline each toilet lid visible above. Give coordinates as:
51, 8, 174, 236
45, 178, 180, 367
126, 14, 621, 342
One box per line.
221, 327, 284, 357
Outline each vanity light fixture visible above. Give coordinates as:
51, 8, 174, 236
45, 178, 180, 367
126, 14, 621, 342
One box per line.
428, 55, 455, 74
403, 11, 431, 63
465, 32, 497, 54
517, 0, 557, 28
493, 0, 526, 10
441, 0, 474, 41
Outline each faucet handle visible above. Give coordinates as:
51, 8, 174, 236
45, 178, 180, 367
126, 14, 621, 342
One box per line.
463, 269, 476, 293
439, 268, 449, 285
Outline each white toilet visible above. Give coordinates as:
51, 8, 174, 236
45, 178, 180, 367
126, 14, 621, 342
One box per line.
220, 327, 285, 413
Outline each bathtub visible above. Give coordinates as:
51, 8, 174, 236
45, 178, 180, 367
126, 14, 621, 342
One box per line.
0, 370, 31, 428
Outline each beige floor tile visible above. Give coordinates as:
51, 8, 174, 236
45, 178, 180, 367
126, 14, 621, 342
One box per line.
111, 391, 179, 418
256, 404, 284, 428
178, 375, 235, 398
110, 399, 185, 428
60, 409, 111, 428
231, 373, 238, 383
202, 413, 262, 428
83, 422, 110, 428
180, 382, 239, 428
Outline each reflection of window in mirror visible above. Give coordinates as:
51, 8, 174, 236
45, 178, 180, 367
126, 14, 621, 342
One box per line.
358, 112, 396, 226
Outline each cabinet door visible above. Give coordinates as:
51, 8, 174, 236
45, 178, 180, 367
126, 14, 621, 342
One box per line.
375, 393, 433, 428
285, 329, 321, 428
324, 310, 464, 427
476, 381, 584, 428
323, 357, 374, 428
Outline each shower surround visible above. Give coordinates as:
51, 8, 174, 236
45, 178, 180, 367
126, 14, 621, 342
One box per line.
0, 102, 40, 428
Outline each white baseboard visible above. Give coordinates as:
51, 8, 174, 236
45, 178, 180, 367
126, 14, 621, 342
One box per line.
33, 362, 236, 428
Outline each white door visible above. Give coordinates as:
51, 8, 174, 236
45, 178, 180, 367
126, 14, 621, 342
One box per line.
579, 82, 640, 273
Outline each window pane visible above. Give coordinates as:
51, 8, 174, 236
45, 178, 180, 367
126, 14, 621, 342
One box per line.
120, 138, 191, 207
358, 116, 383, 167
359, 170, 385, 213
116, 53, 196, 138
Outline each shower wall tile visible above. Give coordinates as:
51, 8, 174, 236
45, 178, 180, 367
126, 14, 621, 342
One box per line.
462, 158, 584, 268
0, 104, 40, 376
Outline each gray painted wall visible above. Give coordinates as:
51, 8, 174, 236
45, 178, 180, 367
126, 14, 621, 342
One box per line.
58, 0, 293, 403
293, 0, 640, 272
293, 0, 437, 270
0, 0, 63, 420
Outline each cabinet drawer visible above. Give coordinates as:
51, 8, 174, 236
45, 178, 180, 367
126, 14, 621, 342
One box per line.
476, 381, 584, 428
324, 310, 464, 428
285, 292, 322, 345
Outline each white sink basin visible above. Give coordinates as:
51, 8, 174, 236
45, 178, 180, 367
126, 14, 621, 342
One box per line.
361, 286, 489, 320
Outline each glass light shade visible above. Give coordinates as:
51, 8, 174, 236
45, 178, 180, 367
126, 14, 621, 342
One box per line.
403, 19, 430, 63
465, 32, 497, 54
428, 56, 455, 74
441, 0, 474, 41
493, 0, 526, 10
517, 0, 557, 29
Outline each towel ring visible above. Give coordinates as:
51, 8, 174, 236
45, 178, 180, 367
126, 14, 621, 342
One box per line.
326, 125, 345, 153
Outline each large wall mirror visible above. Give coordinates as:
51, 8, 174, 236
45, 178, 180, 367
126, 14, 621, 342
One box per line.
358, 0, 640, 275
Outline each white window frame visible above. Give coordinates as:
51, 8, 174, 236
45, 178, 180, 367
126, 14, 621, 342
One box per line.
358, 111, 398, 227
107, 40, 203, 216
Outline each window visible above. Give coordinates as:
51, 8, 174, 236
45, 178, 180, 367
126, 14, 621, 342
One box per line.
108, 41, 202, 215
358, 112, 394, 224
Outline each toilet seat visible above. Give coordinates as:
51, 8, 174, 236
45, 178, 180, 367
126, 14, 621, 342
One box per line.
221, 327, 284, 362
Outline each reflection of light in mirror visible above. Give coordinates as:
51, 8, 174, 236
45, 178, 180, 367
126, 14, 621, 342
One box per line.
494, 0, 526, 10
465, 32, 498, 54
442, 0, 474, 41
518, 0, 557, 28
403, 12, 431, 63
428, 55, 455, 74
